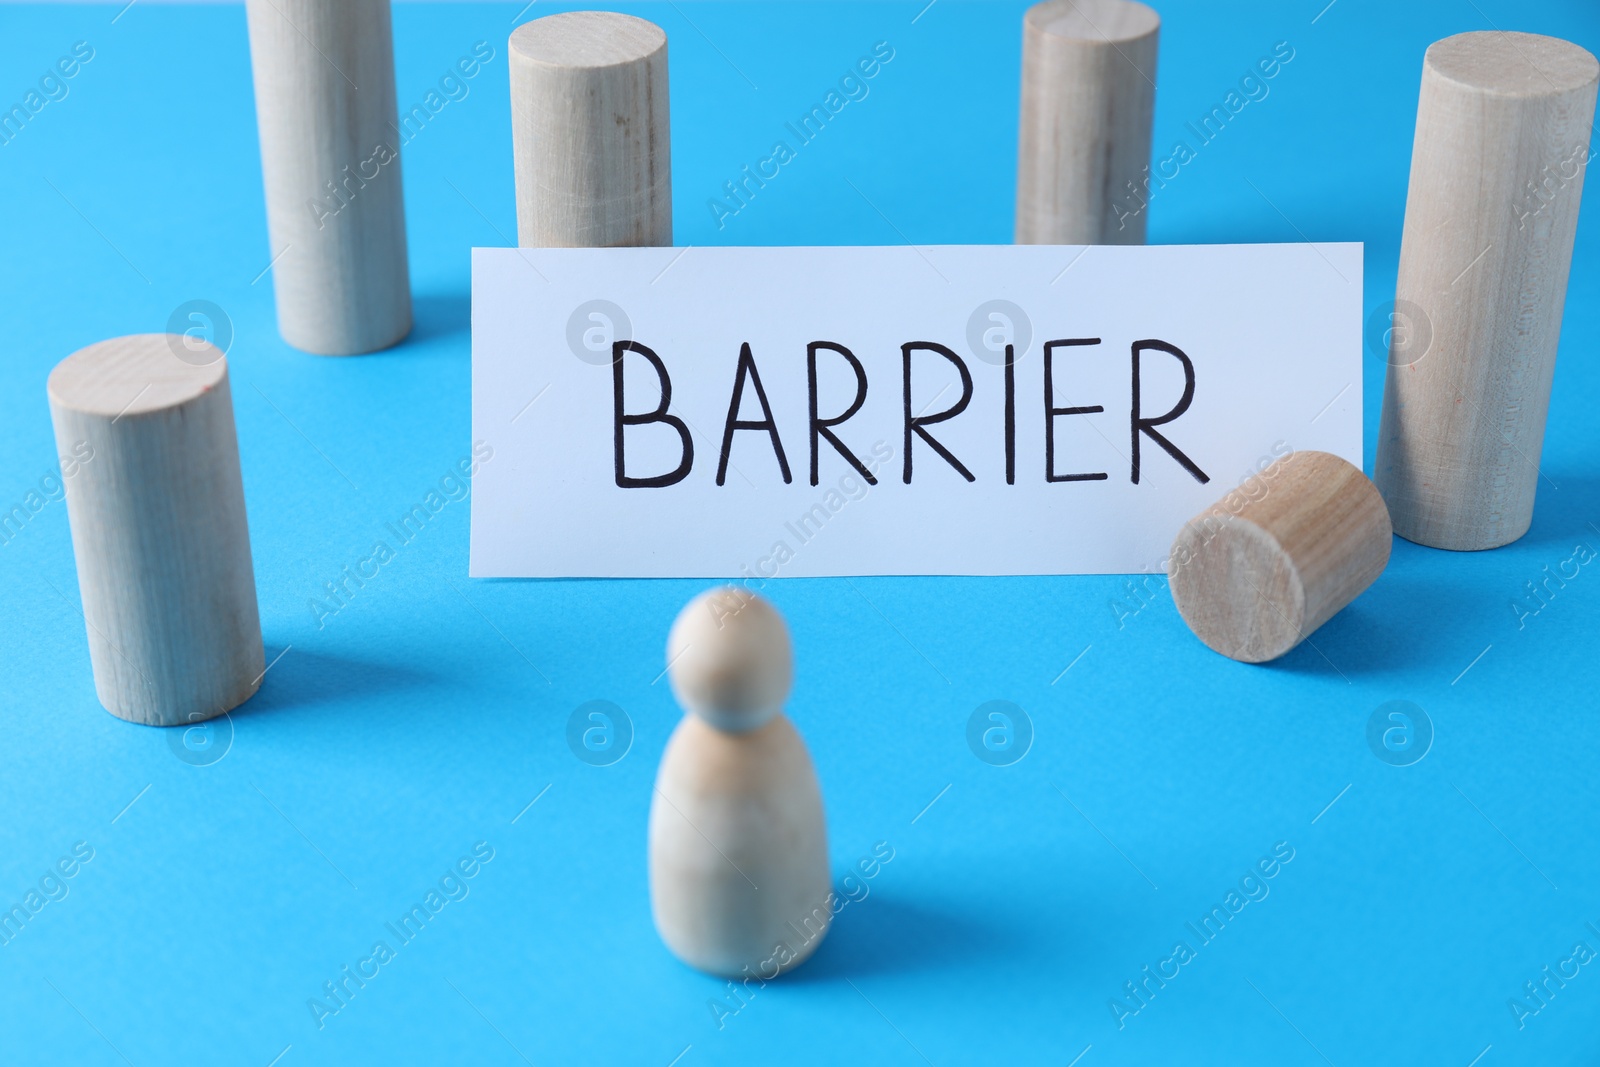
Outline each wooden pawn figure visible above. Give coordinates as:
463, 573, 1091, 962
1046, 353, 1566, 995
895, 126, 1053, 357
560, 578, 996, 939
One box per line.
509, 11, 672, 247
650, 588, 830, 978
1375, 32, 1599, 550
47, 335, 264, 726
1016, 0, 1160, 245
245, 0, 412, 355
1168, 451, 1391, 663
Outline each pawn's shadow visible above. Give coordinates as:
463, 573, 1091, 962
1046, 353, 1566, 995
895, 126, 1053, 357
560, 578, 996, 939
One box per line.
785, 894, 1011, 983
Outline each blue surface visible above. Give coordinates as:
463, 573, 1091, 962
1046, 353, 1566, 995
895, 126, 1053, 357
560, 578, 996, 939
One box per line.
1, 1, 1598, 1063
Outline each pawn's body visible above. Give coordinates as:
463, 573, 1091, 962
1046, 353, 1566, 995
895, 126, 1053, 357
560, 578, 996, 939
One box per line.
651, 710, 830, 976
649, 589, 830, 977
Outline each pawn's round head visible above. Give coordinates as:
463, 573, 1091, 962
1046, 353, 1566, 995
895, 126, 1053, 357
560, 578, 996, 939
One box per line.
667, 587, 793, 733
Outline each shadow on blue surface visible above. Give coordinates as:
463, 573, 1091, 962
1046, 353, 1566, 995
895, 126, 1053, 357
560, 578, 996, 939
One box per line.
787, 893, 1017, 983
410, 291, 473, 346
233, 646, 440, 720
1517, 472, 1600, 551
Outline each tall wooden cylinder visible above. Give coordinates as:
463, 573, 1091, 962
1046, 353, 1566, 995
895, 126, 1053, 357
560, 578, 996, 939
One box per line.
1375, 32, 1598, 550
47, 336, 264, 727
245, 0, 412, 355
1169, 451, 1391, 664
509, 11, 672, 248
1015, 0, 1159, 245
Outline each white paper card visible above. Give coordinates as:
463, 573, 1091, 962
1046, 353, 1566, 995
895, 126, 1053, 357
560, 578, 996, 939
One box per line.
470, 243, 1362, 578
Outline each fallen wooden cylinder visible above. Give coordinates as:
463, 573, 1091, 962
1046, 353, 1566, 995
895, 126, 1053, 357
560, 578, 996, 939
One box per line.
1375, 31, 1599, 550
1168, 450, 1391, 663
1015, 0, 1159, 245
245, 0, 412, 355
509, 11, 672, 248
47, 335, 264, 726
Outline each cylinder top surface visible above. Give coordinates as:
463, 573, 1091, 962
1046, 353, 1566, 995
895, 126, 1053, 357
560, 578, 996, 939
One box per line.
510, 11, 666, 69
48, 334, 227, 419
1425, 31, 1598, 97
1026, 0, 1159, 43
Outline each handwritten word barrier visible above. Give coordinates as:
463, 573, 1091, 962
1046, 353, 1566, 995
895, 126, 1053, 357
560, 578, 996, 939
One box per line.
470, 243, 1362, 577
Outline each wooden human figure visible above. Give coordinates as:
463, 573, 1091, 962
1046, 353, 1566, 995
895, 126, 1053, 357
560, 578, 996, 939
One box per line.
649, 587, 830, 978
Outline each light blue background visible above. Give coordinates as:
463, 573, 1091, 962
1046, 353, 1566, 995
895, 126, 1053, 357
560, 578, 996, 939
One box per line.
0, 1, 1596, 1063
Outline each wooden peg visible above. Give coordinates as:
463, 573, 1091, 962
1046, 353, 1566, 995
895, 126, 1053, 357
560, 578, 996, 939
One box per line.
1375, 32, 1599, 550
47, 336, 264, 726
509, 11, 672, 248
650, 588, 830, 978
245, 0, 412, 355
1168, 451, 1391, 663
1016, 0, 1159, 245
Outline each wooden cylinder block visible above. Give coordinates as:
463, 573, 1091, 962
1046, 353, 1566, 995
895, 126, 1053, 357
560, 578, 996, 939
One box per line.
47, 336, 264, 726
509, 11, 672, 248
245, 0, 412, 355
1375, 32, 1598, 550
1168, 451, 1391, 664
1016, 0, 1159, 245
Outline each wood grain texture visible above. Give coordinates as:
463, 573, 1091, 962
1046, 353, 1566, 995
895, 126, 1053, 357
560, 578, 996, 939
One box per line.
650, 588, 829, 978
47, 336, 264, 726
509, 11, 672, 248
1016, 0, 1159, 245
1375, 31, 1598, 550
1169, 451, 1391, 664
246, 0, 412, 355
